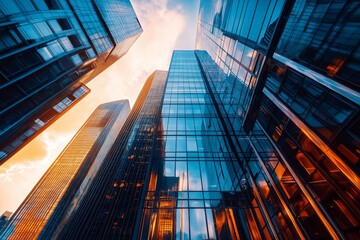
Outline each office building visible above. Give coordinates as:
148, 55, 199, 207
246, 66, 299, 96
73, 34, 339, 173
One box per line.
61, 0, 359, 239
57, 70, 169, 239
3, 0, 358, 239
0, 100, 130, 240
58, 57, 264, 239
0, 0, 142, 164
195, 0, 359, 239
56, 53, 288, 239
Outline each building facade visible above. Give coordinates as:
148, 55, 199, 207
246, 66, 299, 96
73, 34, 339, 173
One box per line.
57, 56, 271, 240
2, 0, 358, 239
195, 0, 360, 239
49, 0, 360, 235
136, 52, 261, 239
0, 100, 130, 240
0, 0, 142, 164
57, 70, 168, 239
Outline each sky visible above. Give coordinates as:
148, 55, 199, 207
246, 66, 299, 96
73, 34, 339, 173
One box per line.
0, 0, 200, 214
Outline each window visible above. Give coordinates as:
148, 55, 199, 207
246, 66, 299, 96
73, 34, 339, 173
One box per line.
68, 35, 82, 48
48, 20, 62, 33
47, 41, 64, 56
59, 37, 74, 51
57, 19, 72, 30
33, 22, 53, 37
71, 54, 82, 65
37, 47, 53, 61
0, 29, 21, 51
18, 25, 40, 40
44, 0, 61, 10
0, 1, 21, 14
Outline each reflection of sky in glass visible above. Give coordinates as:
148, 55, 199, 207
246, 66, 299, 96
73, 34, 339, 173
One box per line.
141, 51, 250, 239
161, 51, 240, 193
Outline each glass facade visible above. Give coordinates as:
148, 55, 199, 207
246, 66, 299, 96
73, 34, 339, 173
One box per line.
138, 51, 273, 239
0, 100, 130, 240
276, 0, 360, 90
1, 1, 358, 239
58, 71, 168, 239
0, 0, 142, 164
195, 0, 360, 239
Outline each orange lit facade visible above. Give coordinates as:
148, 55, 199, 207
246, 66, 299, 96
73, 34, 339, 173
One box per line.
57, 71, 169, 239
0, 100, 130, 240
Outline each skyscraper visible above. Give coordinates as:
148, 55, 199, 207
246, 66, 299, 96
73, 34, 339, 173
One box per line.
3, 0, 358, 239
0, 100, 130, 240
0, 211, 12, 233
58, 70, 168, 239
0, 0, 142, 164
195, 0, 359, 239
59, 0, 359, 238
56, 54, 282, 239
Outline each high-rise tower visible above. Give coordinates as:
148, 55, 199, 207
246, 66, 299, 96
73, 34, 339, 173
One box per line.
0, 100, 130, 240
196, 0, 360, 238
58, 70, 168, 239
3, 0, 359, 239
60, 0, 359, 238
58, 55, 277, 239
0, 0, 142, 164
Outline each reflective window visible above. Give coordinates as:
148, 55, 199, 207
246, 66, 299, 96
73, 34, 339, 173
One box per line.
37, 47, 53, 61
18, 25, 40, 40
59, 37, 74, 51
0, 1, 21, 14
139, 51, 270, 239
257, 96, 360, 237
276, 0, 360, 89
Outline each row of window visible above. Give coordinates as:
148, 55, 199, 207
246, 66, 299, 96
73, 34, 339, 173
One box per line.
256, 96, 359, 238
267, 60, 358, 169
0, 0, 64, 15
276, 0, 360, 90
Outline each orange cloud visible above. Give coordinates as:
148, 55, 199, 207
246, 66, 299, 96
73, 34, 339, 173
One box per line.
0, 0, 193, 214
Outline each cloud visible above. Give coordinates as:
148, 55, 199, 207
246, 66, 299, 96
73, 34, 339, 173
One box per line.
0, 132, 72, 183
87, 0, 187, 105
0, 132, 72, 213
0, 0, 191, 214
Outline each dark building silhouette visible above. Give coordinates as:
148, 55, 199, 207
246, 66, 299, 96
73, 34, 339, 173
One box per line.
0, 0, 142, 164
0, 100, 130, 240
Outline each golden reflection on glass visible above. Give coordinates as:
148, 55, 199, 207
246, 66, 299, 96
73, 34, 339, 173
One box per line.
7, 122, 103, 240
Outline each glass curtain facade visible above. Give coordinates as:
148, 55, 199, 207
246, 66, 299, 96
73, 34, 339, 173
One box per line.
196, 0, 360, 239
0, 100, 130, 240
1, 0, 358, 239
0, 0, 142, 164
58, 71, 168, 239
138, 51, 272, 239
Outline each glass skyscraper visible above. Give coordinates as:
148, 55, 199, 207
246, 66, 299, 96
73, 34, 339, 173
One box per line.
0, 0, 142, 164
195, 0, 359, 239
0, 100, 130, 240
59, 1, 358, 239
57, 70, 168, 239
137, 52, 259, 239
1, 0, 358, 239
